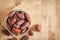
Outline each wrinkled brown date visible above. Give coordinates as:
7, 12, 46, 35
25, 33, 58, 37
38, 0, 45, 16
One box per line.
21, 28, 27, 34
12, 27, 21, 33
8, 11, 14, 17
21, 22, 29, 30
24, 13, 31, 23
10, 17, 16, 25
35, 24, 41, 32
13, 24, 20, 28
28, 28, 33, 36
7, 38, 17, 40
7, 17, 11, 26
16, 20, 25, 26
17, 13, 25, 19
3, 29, 10, 36
20, 35, 29, 40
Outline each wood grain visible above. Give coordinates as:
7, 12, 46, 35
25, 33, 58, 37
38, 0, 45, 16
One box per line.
0, 0, 59, 40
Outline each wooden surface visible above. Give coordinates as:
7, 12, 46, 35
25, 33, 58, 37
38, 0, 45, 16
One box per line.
0, 0, 60, 40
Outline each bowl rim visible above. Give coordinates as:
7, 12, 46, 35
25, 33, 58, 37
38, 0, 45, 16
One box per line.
5, 10, 30, 36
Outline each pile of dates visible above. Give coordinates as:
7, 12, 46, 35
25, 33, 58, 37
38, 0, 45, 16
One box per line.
6, 11, 31, 35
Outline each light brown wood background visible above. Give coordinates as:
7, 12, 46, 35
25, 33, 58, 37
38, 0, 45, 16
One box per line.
0, 0, 60, 40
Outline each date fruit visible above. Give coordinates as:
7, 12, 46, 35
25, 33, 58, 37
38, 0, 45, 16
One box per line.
20, 35, 29, 40
8, 11, 14, 17
28, 28, 33, 36
24, 13, 31, 23
21, 22, 29, 30
35, 24, 41, 32
17, 13, 25, 19
16, 20, 25, 26
12, 27, 21, 33
11, 17, 16, 25
7, 38, 17, 40
3, 29, 10, 36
